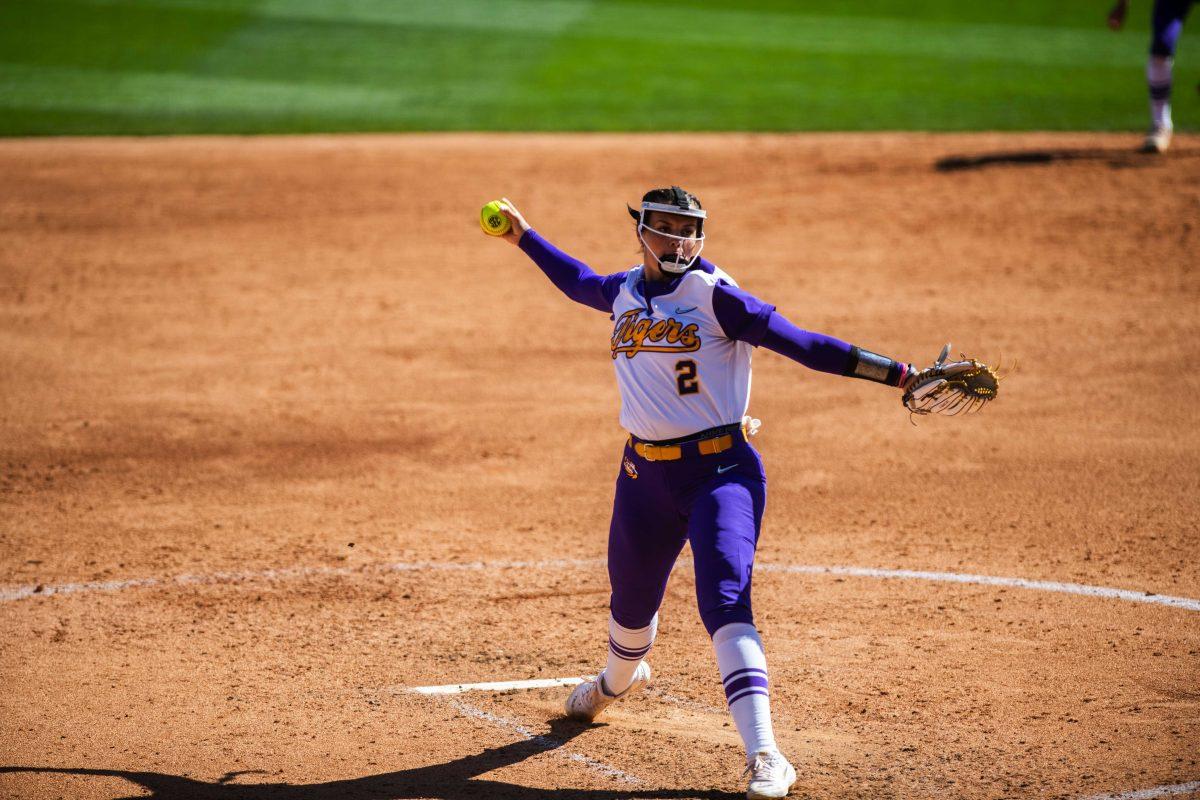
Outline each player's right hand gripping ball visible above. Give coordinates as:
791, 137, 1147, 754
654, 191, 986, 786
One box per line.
902, 343, 1004, 418
480, 200, 511, 236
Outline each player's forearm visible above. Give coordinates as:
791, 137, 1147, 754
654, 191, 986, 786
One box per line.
518, 229, 615, 313
757, 312, 853, 374
760, 312, 909, 386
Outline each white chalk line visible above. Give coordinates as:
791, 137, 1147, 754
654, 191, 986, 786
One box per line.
0, 558, 603, 603
411, 677, 584, 695
448, 699, 639, 785
3, 557, 1198, 612
644, 685, 729, 716
756, 564, 1200, 612
1078, 781, 1200, 800
408, 676, 727, 716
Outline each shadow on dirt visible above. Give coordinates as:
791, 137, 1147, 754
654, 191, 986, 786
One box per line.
0, 717, 742, 800
934, 147, 1200, 171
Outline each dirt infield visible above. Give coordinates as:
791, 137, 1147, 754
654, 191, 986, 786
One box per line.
1, 132, 1198, 800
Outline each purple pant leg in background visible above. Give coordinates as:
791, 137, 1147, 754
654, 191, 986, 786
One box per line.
1152, 0, 1193, 56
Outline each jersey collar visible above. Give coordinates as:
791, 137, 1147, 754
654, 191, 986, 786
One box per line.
634, 259, 715, 309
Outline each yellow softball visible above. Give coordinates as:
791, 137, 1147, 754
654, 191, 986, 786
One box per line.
480, 200, 511, 236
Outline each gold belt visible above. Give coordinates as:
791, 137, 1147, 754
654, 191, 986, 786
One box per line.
630, 433, 735, 462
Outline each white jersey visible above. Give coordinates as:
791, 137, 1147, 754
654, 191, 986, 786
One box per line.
610, 265, 753, 441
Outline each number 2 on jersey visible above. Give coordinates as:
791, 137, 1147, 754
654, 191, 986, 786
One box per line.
675, 359, 700, 395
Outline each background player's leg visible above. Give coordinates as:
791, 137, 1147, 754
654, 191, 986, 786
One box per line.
1147, 56, 1173, 127
1145, 0, 1191, 150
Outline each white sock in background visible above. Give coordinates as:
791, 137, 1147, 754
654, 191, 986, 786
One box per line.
601, 614, 657, 695
712, 622, 777, 757
1147, 55, 1174, 130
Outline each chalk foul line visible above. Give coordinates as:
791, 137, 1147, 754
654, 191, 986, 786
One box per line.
756, 564, 1200, 612
0, 558, 605, 603
2, 557, 1197, 613
410, 677, 584, 695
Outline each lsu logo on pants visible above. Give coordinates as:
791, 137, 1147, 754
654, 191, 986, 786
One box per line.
623, 457, 639, 480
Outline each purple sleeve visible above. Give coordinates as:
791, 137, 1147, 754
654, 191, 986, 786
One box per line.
716, 280, 907, 383
518, 229, 626, 313
758, 310, 856, 376
711, 281, 776, 344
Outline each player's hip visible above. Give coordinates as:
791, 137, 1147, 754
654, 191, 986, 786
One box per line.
619, 422, 765, 486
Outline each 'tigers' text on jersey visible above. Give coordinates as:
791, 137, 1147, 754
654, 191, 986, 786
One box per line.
610, 309, 702, 359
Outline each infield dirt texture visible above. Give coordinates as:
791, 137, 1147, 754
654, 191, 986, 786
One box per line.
1, 132, 1198, 799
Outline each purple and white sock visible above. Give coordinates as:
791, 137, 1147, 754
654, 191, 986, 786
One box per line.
1147, 56, 1174, 130
713, 622, 777, 756
601, 613, 657, 695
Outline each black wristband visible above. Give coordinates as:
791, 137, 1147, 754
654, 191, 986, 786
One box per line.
844, 346, 905, 386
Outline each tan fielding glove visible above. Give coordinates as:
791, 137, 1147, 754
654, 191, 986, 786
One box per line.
902, 343, 1002, 418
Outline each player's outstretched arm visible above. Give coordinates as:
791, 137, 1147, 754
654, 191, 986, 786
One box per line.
760, 311, 913, 389
711, 282, 999, 414
486, 198, 626, 314
710, 282, 911, 389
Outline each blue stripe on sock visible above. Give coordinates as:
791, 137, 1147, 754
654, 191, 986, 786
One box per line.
608, 637, 652, 660
608, 637, 651, 655
724, 674, 769, 699
722, 666, 767, 687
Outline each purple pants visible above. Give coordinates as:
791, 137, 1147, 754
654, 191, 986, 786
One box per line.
608, 435, 766, 637
1152, 0, 1193, 56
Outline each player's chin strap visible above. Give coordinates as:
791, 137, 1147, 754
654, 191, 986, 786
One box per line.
632, 201, 707, 274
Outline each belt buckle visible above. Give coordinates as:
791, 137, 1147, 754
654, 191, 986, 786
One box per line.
640, 443, 659, 462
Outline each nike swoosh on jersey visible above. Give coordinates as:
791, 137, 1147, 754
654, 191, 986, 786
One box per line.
717, 464, 736, 474
674, 305, 698, 314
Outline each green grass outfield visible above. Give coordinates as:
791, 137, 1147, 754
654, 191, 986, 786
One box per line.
1, 0, 1194, 135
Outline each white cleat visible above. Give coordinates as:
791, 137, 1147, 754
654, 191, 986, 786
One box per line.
744, 749, 797, 799
1142, 124, 1173, 153
564, 661, 651, 722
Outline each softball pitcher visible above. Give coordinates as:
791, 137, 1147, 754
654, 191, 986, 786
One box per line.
486, 187, 914, 799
